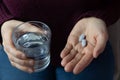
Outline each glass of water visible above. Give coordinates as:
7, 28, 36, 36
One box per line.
12, 21, 51, 72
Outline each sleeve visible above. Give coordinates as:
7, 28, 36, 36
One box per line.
73, 0, 120, 26
0, 0, 14, 25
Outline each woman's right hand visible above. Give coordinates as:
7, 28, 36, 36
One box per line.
1, 20, 35, 73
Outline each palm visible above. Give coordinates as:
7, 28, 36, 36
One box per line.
60, 17, 108, 74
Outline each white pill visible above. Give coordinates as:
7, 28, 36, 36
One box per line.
79, 34, 86, 42
81, 39, 87, 47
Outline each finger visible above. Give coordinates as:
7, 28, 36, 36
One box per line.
73, 43, 94, 74
60, 43, 72, 58
61, 49, 77, 67
73, 52, 93, 74
3, 44, 27, 59
93, 35, 107, 58
2, 20, 26, 59
64, 52, 84, 72
63, 43, 83, 72
8, 53, 34, 67
75, 43, 83, 53
11, 61, 34, 73
2, 35, 27, 59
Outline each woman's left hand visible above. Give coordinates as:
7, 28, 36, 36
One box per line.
60, 17, 108, 74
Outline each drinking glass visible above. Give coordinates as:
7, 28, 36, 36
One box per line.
12, 21, 51, 72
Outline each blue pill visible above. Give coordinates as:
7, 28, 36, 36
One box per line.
79, 34, 86, 42
81, 39, 87, 47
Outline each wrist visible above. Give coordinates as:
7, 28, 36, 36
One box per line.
80, 17, 106, 25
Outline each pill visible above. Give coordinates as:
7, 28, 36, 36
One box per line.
79, 34, 86, 42
81, 39, 87, 47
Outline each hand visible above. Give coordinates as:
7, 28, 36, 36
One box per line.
1, 20, 35, 73
60, 17, 108, 74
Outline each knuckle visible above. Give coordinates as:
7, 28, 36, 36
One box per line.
25, 68, 30, 72
20, 60, 26, 65
15, 53, 22, 58
4, 46, 10, 53
10, 61, 32, 73
20, 60, 32, 66
8, 56, 14, 62
62, 58, 67, 63
16, 58, 26, 66
3, 44, 24, 59
82, 58, 88, 64
21, 67, 33, 73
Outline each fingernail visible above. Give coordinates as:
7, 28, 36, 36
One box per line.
22, 54, 26, 58
29, 60, 34, 65
28, 69, 33, 73
94, 54, 98, 58
61, 60, 66, 67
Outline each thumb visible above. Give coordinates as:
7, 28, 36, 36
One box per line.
93, 35, 107, 58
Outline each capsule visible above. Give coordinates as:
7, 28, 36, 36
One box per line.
81, 39, 87, 47
79, 34, 86, 42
